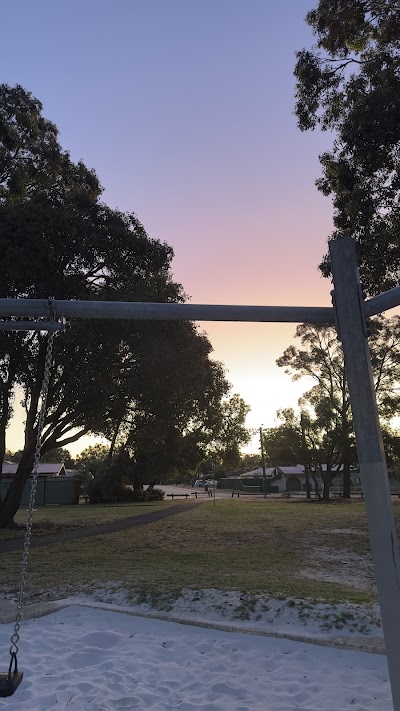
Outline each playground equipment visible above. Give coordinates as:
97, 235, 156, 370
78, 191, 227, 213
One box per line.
1, 237, 400, 709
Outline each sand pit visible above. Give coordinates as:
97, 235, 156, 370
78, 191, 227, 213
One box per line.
0, 604, 392, 710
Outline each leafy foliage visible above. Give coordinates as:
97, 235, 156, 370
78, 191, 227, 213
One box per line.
206, 394, 252, 472
263, 409, 304, 466
99, 320, 230, 487
294, 1, 400, 294
0, 84, 230, 526
275, 318, 400, 497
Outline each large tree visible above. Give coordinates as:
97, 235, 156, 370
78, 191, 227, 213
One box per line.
262, 408, 327, 499
0, 85, 229, 526
101, 320, 230, 487
276, 318, 400, 498
294, 0, 400, 295
207, 394, 252, 472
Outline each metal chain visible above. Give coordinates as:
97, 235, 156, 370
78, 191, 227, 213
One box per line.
9, 326, 55, 659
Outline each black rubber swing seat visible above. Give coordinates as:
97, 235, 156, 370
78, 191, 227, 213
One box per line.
0, 670, 23, 697
0, 654, 23, 697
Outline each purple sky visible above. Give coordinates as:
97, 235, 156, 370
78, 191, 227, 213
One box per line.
2, 0, 335, 453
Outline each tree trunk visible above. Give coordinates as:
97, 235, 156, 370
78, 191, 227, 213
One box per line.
300, 415, 311, 499
322, 470, 335, 501
304, 466, 311, 500
311, 471, 321, 499
0, 448, 35, 528
108, 418, 123, 460
0, 358, 17, 504
0, 337, 47, 527
341, 411, 352, 499
342, 462, 351, 498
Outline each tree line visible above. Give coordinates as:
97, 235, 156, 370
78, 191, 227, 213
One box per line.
261, 318, 400, 500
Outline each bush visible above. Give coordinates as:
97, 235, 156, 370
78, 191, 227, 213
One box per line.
119, 487, 164, 502
87, 475, 124, 501
87, 484, 165, 503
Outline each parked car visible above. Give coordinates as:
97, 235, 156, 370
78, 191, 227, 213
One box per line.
194, 479, 205, 487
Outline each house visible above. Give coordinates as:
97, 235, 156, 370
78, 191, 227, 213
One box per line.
1, 463, 67, 478
269, 465, 362, 493
0, 462, 78, 505
219, 467, 276, 491
220, 464, 362, 493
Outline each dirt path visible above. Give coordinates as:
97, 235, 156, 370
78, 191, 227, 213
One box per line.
0, 501, 202, 554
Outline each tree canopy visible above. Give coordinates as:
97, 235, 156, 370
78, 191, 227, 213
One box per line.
209, 394, 252, 471
294, 0, 400, 294
262, 409, 304, 467
0, 84, 232, 526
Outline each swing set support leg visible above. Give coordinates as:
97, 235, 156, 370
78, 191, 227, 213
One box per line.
330, 237, 400, 711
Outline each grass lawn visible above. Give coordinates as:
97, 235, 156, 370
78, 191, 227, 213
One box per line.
0, 501, 170, 541
3, 497, 398, 605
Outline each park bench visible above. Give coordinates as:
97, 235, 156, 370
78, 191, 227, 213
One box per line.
166, 493, 190, 499
191, 490, 213, 498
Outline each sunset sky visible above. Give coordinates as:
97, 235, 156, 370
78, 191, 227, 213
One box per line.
2, 0, 335, 454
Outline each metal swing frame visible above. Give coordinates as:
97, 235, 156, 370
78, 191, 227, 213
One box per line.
1, 237, 400, 709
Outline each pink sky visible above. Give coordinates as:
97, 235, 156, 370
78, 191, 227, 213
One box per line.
2, 0, 335, 454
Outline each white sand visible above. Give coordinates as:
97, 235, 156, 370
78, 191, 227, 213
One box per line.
0, 604, 392, 710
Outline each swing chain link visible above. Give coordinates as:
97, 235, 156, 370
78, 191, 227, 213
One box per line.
9, 304, 56, 659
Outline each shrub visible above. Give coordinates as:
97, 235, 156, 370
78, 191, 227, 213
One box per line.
120, 487, 164, 502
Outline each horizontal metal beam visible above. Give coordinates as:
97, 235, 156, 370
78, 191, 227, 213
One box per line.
0, 299, 335, 324
365, 286, 400, 318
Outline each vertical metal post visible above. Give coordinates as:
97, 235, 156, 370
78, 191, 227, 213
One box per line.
330, 237, 400, 711
260, 426, 267, 498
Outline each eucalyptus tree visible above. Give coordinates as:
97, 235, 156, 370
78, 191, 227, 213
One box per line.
210, 394, 252, 471
276, 318, 400, 498
294, 0, 400, 294
262, 408, 336, 499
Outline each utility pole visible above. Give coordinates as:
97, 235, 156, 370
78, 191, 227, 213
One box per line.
260, 426, 267, 498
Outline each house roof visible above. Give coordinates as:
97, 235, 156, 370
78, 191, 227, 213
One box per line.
1, 463, 66, 477
241, 467, 275, 478
276, 464, 345, 476
278, 466, 304, 475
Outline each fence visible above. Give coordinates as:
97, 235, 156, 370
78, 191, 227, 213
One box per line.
0, 477, 79, 505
